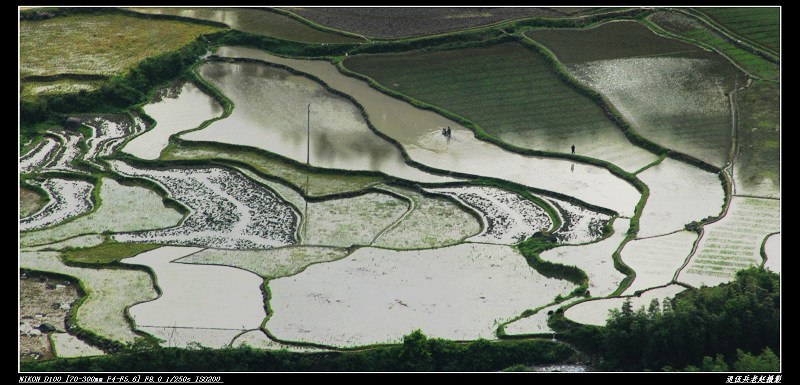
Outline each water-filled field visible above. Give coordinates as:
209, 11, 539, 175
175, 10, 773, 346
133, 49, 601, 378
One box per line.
19, 8, 779, 360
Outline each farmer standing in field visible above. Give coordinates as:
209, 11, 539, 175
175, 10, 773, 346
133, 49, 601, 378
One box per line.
571, 144, 575, 154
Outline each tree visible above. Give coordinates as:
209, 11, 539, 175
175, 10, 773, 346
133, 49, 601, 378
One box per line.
733, 348, 779, 372
398, 330, 434, 371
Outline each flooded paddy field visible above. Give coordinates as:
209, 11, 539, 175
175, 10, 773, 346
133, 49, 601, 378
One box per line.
763, 233, 780, 273
636, 158, 725, 238
162, 142, 392, 197
20, 178, 94, 232
372, 185, 481, 249
539, 218, 629, 297
344, 43, 656, 173
186, 60, 447, 184
678, 197, 780, 288
20, 251, 157, 344
215, 46, 641, 216
267, 243, 575, 347
125, 247, 267, 348
621, 231, 698, 295
569, 55, 739, 169
123, 82, 222, 160
21, 178, 183, 247
19, 7, 779, 368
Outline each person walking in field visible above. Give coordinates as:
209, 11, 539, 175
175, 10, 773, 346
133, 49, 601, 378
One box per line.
571, 144, 575, 154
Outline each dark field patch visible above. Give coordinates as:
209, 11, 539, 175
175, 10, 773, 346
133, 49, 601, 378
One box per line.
526, 20, 703, 64
19, 272, 80, 362
280, 7, 563, 39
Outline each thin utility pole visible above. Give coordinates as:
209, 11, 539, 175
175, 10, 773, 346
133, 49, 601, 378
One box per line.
303, 103, 310, 240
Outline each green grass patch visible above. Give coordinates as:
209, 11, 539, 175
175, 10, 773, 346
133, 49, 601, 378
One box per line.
63, 241, 160, 264
20, 79, 105, 102
695, 7, 779, 54
20, 12, 221, 78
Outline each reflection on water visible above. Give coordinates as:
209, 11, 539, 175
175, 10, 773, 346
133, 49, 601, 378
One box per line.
123, 82, 222, 160
185, 61, 450, 183
214, 46, 641, 216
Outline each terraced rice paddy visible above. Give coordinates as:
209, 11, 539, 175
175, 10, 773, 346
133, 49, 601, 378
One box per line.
111, 162, 299, 249
527, 21, 705, 63
280, 7, 561, 39
186, 61, 448, 184
696, 7, 780, 54
539, 218, 629, 297
569, 55, 738, 169
564, 284, 687, 326
162, 143, 389, 197
763, 233, 780, 273
302, 192, 407, 247
84, 114, 147, 165
21, 178, 183, 247
122, 82, 222, 160
527, 21, 746, 169
547, 197, 611, 244
372, 185, 481, 249
43, 132, 85, 173
20, 251, 157, 344
20, 12, 219, 78
503, 301, 580, 336
734, 80, 780, 198
20, 137, 60, 173
18, 7, 780, 361
26, 234, 106, 252
649, 11, 779, 80
636, 158, 725, 238
177, 246, 351, 279
621, 231, 698, 295
125, 247, 266, 348
426, 186, 552, 245
267, 243, 575, 347
344, 43, 657, 172
679, 197, 780, 288
127, 7, 362, 43
20, 178, 94, 232
215, 46, 641, 216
